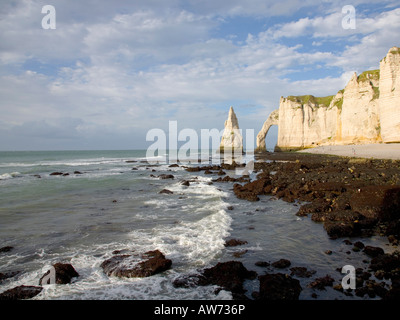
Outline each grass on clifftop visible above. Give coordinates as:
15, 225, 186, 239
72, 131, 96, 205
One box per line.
286, 95, 335, 108
357, 69, 380, 82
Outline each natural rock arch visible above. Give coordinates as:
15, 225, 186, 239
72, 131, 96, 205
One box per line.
255, 109, 279, 153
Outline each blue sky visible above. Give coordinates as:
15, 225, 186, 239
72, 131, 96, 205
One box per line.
0, 0, 399, 150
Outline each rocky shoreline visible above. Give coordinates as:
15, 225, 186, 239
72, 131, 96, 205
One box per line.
178, 151, 400, 300
1, 152, 400, 300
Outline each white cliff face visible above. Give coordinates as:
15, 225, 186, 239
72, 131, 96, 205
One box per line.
275, 96, 338, 151
379, 46, 400, 143
256, 46, 400, 151
339, 71, 381, 144
219, 106, 243, 152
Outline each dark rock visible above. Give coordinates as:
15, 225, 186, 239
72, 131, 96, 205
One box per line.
350, 186, 400, 221
355, 280, 388, 298
0, 246, 13, 253
227, 206, 234, 210
100, 250, 172, 278
354, 241, 365, 249
257, 273, 302, 300
180, 180, 190, 186
290, 267, 316, 278
172, 274, 202, 288
271, 259, 291, 269
0, 285, 43, 300
50, 172, 64, 176
0, 271, 20, 282
62, 173, 70, 176
312, 210, 362, 223
255, 261, 270, 267
74, 171, 83, 174
363, 246, 385, 258
39, 263, 79, 285
233, 178, 271, 202
369, 252, 400, 272
308, 275, 335, 290
213, 176, 250, 183
159, 189, 174, 194
158, 174, 174, 179
198, 261, 257, 295
296, 199, 331, 217
323, 221, 355, 239
185, 167, 201, 172
131, 168, 138, 171
168, 164, 179, 168
224, 239, 248, 247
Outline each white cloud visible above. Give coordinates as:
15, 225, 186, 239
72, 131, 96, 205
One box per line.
1, 1, 400, 150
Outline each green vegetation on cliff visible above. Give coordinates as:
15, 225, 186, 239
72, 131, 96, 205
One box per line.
286, 95, 335, 108
357, 69, 380, 82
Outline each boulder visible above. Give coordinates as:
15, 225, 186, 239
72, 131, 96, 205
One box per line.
0, 246, 13, 253
197, 261, 257, 295
0, 285, 43, 300
233, 178, 271, 201
257, 273, 302, 300
224, 239, 248, 247
271, 259, 291, 269
100, 250, 172, 278
159, 189, 174, 194
39, 263, 79, 285
323, 221, 355, 239
50, 172, 64, 176
158, 174, 174, 179
363, 246, 385, 258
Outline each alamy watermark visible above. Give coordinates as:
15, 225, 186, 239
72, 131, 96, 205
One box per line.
40, 265, 56, 285
341, 265, 356, 290
41, 5, 56, 29
342, 5, 356, 30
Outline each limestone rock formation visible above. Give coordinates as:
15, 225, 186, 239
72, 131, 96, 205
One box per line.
255, 109, 279, 153
379, 47, 400, 143
256, 46, 400, 152
219, 106, 243, 153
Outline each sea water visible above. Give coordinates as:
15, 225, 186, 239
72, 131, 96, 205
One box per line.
0, 150, 395, 300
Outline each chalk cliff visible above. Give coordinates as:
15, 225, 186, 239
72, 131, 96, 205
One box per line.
256, 46, 400, 152
219, 106, 243, 153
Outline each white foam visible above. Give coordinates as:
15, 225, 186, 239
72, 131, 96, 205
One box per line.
0, 172, 21, 180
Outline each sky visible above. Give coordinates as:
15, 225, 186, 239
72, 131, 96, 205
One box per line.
0, 0, 399, 151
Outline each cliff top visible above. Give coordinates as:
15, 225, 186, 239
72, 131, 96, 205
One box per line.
286, 94, 335, 107
357, 69, 380, 82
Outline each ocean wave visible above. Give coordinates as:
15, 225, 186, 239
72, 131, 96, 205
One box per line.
0, 158, 131, 168
0, 172, 21, 180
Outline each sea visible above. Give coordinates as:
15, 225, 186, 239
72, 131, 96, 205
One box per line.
0, 150, 395, 300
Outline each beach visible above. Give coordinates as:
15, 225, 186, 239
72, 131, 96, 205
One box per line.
299, 143, 400, 160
